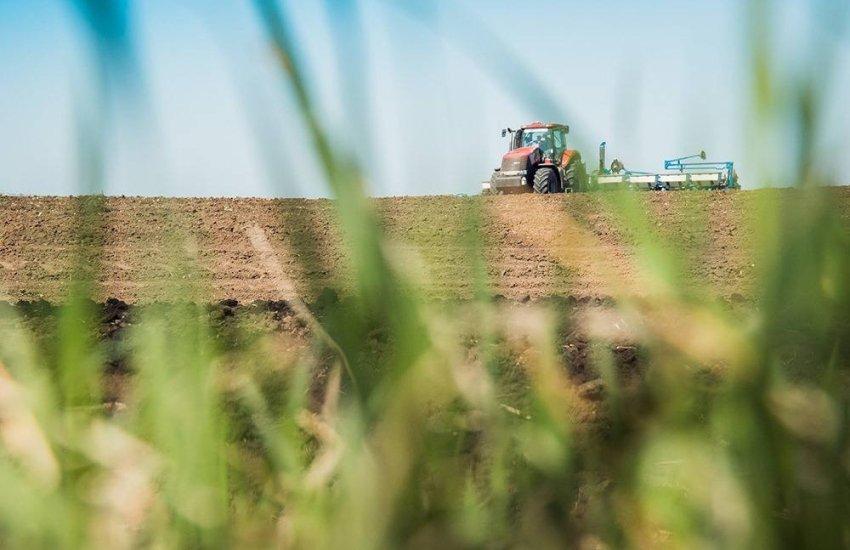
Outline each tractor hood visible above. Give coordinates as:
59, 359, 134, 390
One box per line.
500, 146, 541, 172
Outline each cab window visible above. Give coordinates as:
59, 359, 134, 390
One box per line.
521, 129, 548, 148
553, 130, 566, 153
512, 131, 523, 150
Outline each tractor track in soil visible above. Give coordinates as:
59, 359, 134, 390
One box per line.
2, 188, 850, 304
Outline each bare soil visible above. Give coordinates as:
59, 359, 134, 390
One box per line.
2, 188, 849, 303
1, 297, 645, 427
7, 188, 843, 423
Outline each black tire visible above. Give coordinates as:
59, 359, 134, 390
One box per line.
562, 159, 587, 192
533, 167, 558, 194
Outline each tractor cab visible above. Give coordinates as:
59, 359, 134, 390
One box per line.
512, 125, 569, 163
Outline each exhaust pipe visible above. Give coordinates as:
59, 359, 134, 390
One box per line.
598, 142, 607, 173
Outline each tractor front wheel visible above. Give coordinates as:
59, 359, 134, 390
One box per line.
533, 167, 558, 194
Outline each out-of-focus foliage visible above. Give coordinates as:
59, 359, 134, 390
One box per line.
0, 0, 848, 547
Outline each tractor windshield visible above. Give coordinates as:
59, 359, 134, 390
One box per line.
521, 129, 549, 148
520, 128, 566, 158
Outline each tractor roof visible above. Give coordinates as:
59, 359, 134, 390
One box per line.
521, 121, 568, 130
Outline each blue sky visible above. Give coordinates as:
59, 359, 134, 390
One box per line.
0, 0, 848, 197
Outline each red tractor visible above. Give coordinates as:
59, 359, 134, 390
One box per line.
485, 122, 587, 194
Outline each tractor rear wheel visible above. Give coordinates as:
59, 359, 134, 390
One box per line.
562, 159, 587, 192
533, 167, 558, 194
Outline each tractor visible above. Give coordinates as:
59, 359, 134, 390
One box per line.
485, 122, 587, 194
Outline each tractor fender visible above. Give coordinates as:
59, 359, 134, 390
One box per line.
561, 149, 581, 167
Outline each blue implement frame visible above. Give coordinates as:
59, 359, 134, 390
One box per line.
664, 154, 738, 189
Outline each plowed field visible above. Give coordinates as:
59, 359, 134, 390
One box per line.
3, 188, 849, 303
